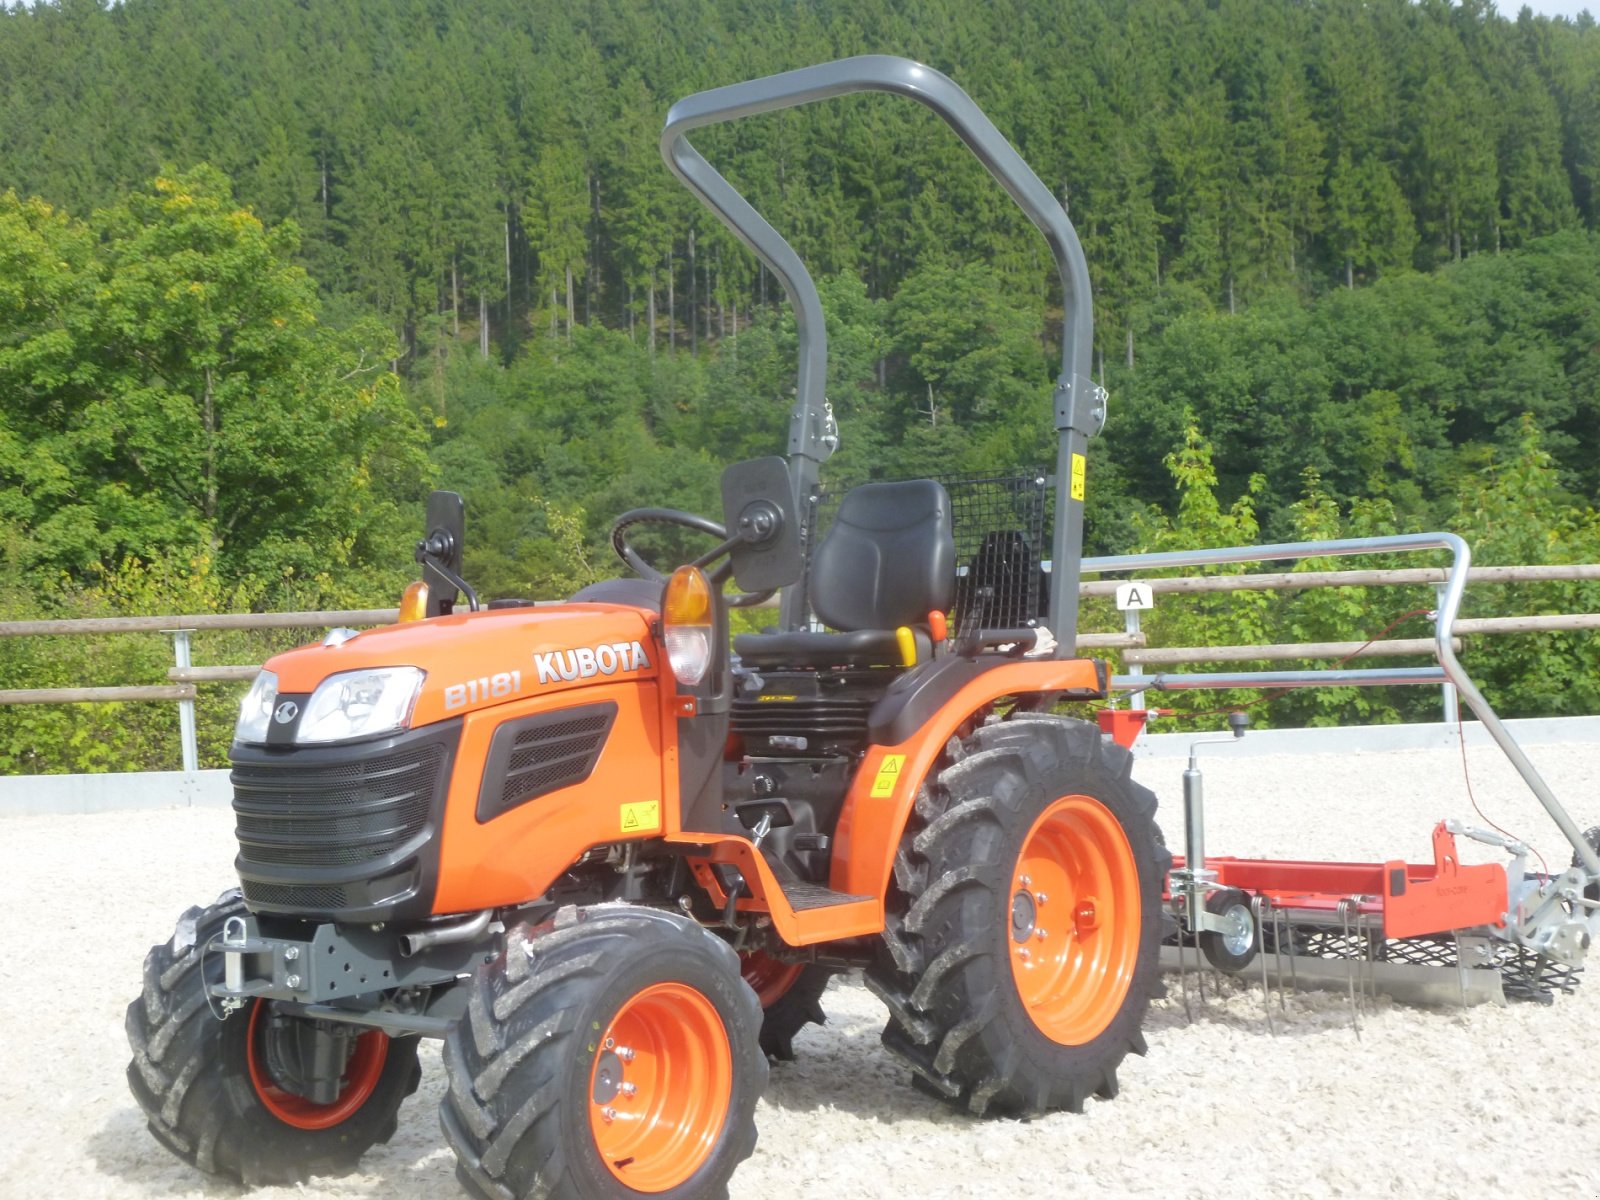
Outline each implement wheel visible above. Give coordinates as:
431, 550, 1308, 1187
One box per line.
1198, 887, 1259, 974
125, 893, 422, 1185
867, 715, 1168, 1115
442, 905, 765, 1199
739, 951, 833, 1060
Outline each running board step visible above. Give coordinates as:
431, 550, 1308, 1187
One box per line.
781, 879, 874, 912
760, 847, 871, 911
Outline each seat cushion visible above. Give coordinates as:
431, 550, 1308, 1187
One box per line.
734, 628, 933, 668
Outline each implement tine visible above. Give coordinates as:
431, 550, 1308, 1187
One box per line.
1253, 893, 1276, 1036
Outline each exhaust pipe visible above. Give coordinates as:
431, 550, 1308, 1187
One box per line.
399, 909, 492, 957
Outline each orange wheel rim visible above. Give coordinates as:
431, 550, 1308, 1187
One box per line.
739, 951, 804, 1008
588, 982, 733, 1192
1006, 794, 1141, 1045
245, 1000, 389, 1130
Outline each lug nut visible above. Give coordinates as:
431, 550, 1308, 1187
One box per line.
1036, 893, 1048, 906
604, 1037, 615, 1050
1035, 928, 1048, 941
1019, 875, 1032, 889
1017, 947, 1031, 961
617, 1046, 635, 1063
620, 1082, 637, 1098
601, 1107, 617, 1123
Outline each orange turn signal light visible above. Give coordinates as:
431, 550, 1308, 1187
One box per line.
663, 566, 712, 625
398, 580, 429, 623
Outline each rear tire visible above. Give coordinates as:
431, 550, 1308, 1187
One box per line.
124, 893, 422, 1186
441, 905, 766, 1199
866, 715, 1168, 1116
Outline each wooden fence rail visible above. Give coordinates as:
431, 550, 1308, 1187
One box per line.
0, 563, 1594, 735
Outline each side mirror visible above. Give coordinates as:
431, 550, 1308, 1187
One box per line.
720, 457, 802, 593
416, 490, 474, 616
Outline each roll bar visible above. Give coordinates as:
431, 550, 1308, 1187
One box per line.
662, 56, 1104, 643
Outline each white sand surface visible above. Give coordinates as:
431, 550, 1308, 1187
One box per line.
2, 736, 1597, 1199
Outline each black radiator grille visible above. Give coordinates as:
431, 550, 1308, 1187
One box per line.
477, 702, 617, 822
501, 710, 613, 807
232, 742, 448, 870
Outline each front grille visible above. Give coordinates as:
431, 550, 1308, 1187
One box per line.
241, 881, 349, 910
229, 720, 460, 921
233, 743, 446, 869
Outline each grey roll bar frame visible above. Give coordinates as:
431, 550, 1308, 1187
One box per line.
1085, 531, 1600, 885
661, 55, 1103, 640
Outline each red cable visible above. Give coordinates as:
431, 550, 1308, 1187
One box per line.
1455, 710, 1548, 879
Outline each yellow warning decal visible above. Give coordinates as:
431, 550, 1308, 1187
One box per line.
619, 800, 660, 834
756, 695, 799, 703
870, 754, 907, 798
1070, 452, 1087, 501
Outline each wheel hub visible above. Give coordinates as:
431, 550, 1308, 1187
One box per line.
1011, 889, 1038, 942
1216, 903, 1253, 956
592, 1049, 624, 1104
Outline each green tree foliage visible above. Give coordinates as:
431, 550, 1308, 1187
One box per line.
1, 0, 1600, 769
0, 167, 431, 591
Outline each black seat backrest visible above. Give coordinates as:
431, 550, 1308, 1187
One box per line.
810, 480, 956, 632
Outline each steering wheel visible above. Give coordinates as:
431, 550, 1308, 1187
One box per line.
609, 507, 776, 608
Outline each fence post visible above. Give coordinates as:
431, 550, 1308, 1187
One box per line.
1125, 607, 1146, 710
1434, 583, 1459, 727
167, 629, 199, 772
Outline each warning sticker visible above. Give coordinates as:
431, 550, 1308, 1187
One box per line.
619, 800, 660, 834
1070, 453, 1087, 501
869, 755, 907, 798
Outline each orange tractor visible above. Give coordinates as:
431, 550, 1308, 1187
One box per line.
126, 57, 1170, 1197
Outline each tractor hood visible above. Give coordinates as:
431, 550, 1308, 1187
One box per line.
261, 602, 659, 733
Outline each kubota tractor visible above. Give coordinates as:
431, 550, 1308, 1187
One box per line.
126, 57, 1168, 1199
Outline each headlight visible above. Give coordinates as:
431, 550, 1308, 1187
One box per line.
296, 667, 425, 744
235, 670, 280, 744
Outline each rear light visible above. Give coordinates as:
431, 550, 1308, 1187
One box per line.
398, 580, 428, 622
662, 566, 713, 686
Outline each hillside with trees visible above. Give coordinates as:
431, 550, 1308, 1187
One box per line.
1, 0, 1598, 767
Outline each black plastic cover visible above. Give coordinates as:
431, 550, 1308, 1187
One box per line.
721, 456, 803, 593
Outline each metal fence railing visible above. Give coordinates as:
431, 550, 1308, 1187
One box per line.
1, 563, 1595, 772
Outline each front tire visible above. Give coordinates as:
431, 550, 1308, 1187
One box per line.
125, 893, 422, 1186
866, 715, 1168, 1116
442, 905, 766, 1199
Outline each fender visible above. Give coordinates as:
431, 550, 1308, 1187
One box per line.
830, 657, 1106, 901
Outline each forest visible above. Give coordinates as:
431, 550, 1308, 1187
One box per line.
1, 0, 1599, 769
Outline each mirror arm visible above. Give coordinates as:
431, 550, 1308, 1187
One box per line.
422, 555, 479, 613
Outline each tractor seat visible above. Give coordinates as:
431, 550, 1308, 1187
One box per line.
735, 479, 955, 669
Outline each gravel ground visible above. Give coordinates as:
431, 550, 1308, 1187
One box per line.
2, 735, 1597, 1200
